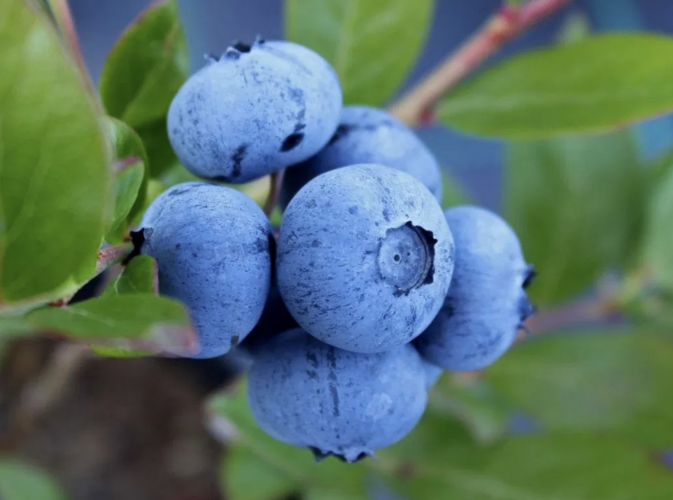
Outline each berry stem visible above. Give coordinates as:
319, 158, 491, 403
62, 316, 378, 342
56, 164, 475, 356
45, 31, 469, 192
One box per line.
388, 0, 577, 126
264, 169, 286, 217
524, 297, 620, 334
45, 0, 96, 97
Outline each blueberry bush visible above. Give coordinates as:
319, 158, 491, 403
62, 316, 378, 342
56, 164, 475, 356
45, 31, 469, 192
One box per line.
3, 0, 673, 498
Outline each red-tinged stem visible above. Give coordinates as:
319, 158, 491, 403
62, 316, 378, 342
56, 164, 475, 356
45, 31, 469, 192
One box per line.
389, 0, 577, 126
95, 243, 134, 275
524, 297, 620, 335
112, 156, 142, 173
49, 243, 133, 307
264, 169, 286, 217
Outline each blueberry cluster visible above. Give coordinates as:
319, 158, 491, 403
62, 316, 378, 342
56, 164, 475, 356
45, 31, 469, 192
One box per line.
139, 38, 535, 461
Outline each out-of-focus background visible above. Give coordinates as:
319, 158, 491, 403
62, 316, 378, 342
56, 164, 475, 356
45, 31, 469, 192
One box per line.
2, 1, 673, 500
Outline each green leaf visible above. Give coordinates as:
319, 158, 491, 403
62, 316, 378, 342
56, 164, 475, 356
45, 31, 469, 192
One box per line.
641, 155, 673, 291
106, 118, 149, 229
136, 119, 180, 177
0, 314, 35, 360
0, 314, 36, 338
102, 255, 157, 297
0, 458, 67, 500
221, 446, 298, 500
440, 170, 471, 209
377, 407, 478, 469
99, 0, 187, 176
0, 0, 109, 312
387, 433, 673, 500
131, 179, 168, 225
485, 330, 673, 449
506, 130, 646, 305
285, 0, 434, 106
99, 0, 187, 126
429, 376, 511, 445
26, 294, 196, 356
556, 10, 591, 45
209, 381, 368, 499
106, 161, 144, 244
439, 34, 673, 138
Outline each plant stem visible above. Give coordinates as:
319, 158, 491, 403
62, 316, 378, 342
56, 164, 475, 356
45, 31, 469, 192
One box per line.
264, 169, 286, 217
524, 297, 619, 334
49, 243, 133, 307
389, 0, 577, 126
45, 0, 96, 95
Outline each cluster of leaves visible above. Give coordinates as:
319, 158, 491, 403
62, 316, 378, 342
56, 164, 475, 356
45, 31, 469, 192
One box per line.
3, 0, 673, 498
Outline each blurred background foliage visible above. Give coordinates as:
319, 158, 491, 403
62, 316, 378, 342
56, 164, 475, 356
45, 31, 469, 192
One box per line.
3, 0, 673, 499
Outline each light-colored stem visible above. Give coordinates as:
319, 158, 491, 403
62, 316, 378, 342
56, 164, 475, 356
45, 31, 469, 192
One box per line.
389, 0, 577, 126
264, 169, 286, 217
524, 297, 619, 334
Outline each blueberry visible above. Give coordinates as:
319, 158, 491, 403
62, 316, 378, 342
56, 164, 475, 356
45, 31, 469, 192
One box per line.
280, 105, 442, 209
168, 38, 342, 183
277, 164, 455, 353
139, 182, 273, 358
247, 329, 428, 462
415, 206, 535, 371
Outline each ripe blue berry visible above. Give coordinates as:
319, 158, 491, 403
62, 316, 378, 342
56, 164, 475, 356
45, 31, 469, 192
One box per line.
247, 329, 428, 462
277, 164, 455, 353
139, 182, 273, 358
281, 105, 442, 208
415, 206, 535, 371
168, 38, 342, 183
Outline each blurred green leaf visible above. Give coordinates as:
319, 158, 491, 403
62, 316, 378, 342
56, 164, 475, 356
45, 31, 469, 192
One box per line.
136, 120, 180, 176
556, 10, 591, 45
0, 0, 109, 312
387, 433, 673, 500
641, 154, 673, 291
0, 314, 35, 360
506, 130, 645, 305
440, 170, 471, 209
286, 0, 434, 106
485, 330, 673, 449
0, 458, 67, 500
102, 255, 158, 297
439, 34, 673, 138
210, 381, 368, 500
221, 446, 298, 500
429, 376, 511, 445
0, 315, 36, 337
99, 0, 187, 176
26, 294, 196, 356
305, 490, 367, 500
377, 407, 477, 468
131, 179, 168, 226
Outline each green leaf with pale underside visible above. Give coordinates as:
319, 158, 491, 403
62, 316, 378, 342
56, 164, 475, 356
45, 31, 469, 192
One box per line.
0, 0, 109, 313
26, 294, 196, 356
440, 34, 673, 138
286, 0, 434, 106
